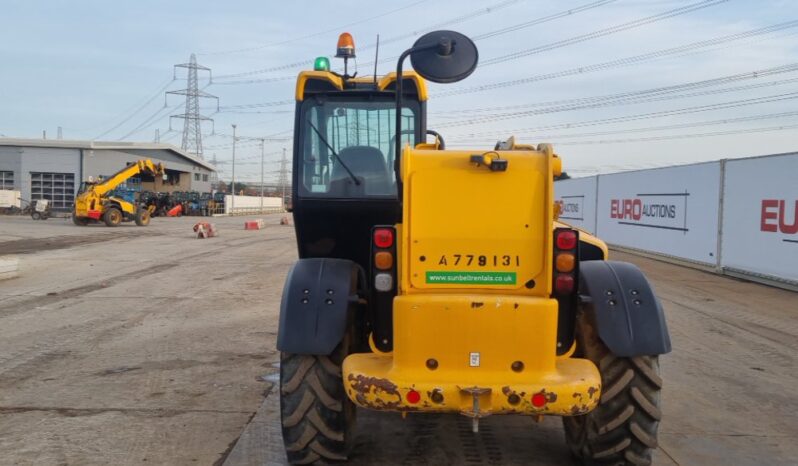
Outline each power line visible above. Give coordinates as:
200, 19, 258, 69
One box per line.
93, 77, 174, 140
118, 101, 184, 141
436, 66, 798, 129
437, 20, 798, 98
473, 0, 616, 41
552, 123, 798, 146
480, 0, 728, 67
199, 0, 428, 57
443, 91, 798, 139
361, 0, 525, 51
322, 0, 622, 75
431, 64, 798, 116
212, 0, 524, 80
211, 76, 295, 86
357, 0, 714, 70
219, 99, 294, 111
208, 0, 620, 89
447, 123, 798, 147
449, 110, 798, 144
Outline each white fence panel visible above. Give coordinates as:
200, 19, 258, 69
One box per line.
720, 153, 798, 284
596, 162, 721, 265
224, 195, 283, 214
555, 177, 597, 233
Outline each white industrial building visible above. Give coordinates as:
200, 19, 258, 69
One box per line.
0, 138, 216, 211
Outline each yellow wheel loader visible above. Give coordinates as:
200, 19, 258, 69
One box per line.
277, 31, 671, 465
73, 159, 165, 227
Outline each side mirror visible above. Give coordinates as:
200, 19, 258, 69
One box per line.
409, 30, 478, 84
393, 30, 478, 192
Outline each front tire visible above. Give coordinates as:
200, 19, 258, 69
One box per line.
31, 212, 41, 220
134, 208, 151, 226
280, 344, 355, 464
563, 311, 663, 466
103, 207, 122, 227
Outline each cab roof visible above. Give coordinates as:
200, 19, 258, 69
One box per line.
295, 71, 428, 102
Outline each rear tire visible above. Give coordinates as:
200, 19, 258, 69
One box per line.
563, 310, 662, 466
280, 342, 355, 464
31, 212, 41, 220
134, 208, 151, 226
103, 207, 122, 227
72, 211, 89, 226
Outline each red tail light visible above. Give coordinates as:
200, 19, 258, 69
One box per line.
556, 230, 577, 250
531, 392, 548, 408
373, 228, 394, 248
555, 274, 575, 294
553, 228, 579, 296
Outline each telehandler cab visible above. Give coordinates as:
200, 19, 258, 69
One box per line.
277, 30, 671, 465
73, 159, 165, 227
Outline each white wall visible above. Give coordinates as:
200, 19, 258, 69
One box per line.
554, 177, 597, 233
595, 162, 721, 265
224, 195, 282, 213
555, 154, 797, 287
720, 153, 798, 283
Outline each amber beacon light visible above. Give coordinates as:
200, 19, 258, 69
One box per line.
336, 32, 356, 58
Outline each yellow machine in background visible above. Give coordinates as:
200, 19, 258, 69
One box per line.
73, 159, 164, 227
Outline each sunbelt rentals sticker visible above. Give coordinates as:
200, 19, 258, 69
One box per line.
425, 271, 517, 285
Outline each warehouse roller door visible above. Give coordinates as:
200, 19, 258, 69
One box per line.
30, 172, 75, 210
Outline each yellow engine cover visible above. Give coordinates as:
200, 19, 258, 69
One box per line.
400, 147, 555, 296
341, 144, 603, 417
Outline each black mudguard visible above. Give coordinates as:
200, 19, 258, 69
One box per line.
579, 261, 672, 357
276, 258, 359, 355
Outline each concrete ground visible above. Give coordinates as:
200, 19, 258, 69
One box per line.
0, 215, 796, 465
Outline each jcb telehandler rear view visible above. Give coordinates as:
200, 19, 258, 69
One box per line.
277, 30, 671, 465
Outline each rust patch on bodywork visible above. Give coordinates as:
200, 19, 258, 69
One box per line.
587, 385, 599, 399
533, 388, 558, 403
347, 374, 403, 410
471, 302, 484, 309
570, 404, 592, 415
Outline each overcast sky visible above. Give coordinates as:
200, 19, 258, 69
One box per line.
2, 0, 798, 182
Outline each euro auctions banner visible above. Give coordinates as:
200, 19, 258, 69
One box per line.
596, 162, 721, 265
554, 176, 598, 234
721, 153, 798, 283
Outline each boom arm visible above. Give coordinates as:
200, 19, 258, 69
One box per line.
89, 159, 165, 197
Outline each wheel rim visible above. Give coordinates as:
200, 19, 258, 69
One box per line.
111, 211, 120, 223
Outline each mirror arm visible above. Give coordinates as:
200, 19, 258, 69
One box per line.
426, 130, 446, 150
394, 43, 439, 197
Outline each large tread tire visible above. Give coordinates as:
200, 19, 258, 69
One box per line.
72, 211, 89, 226
280, 345, 355, 465
134, 208, 151, 226
563, 310, 662, 466
103, 207, 122, 227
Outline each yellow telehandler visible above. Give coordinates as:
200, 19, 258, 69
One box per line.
73, 159, 165, 227
276, 31, 671, 465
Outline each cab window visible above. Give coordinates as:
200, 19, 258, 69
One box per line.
299, 98, 418, 198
